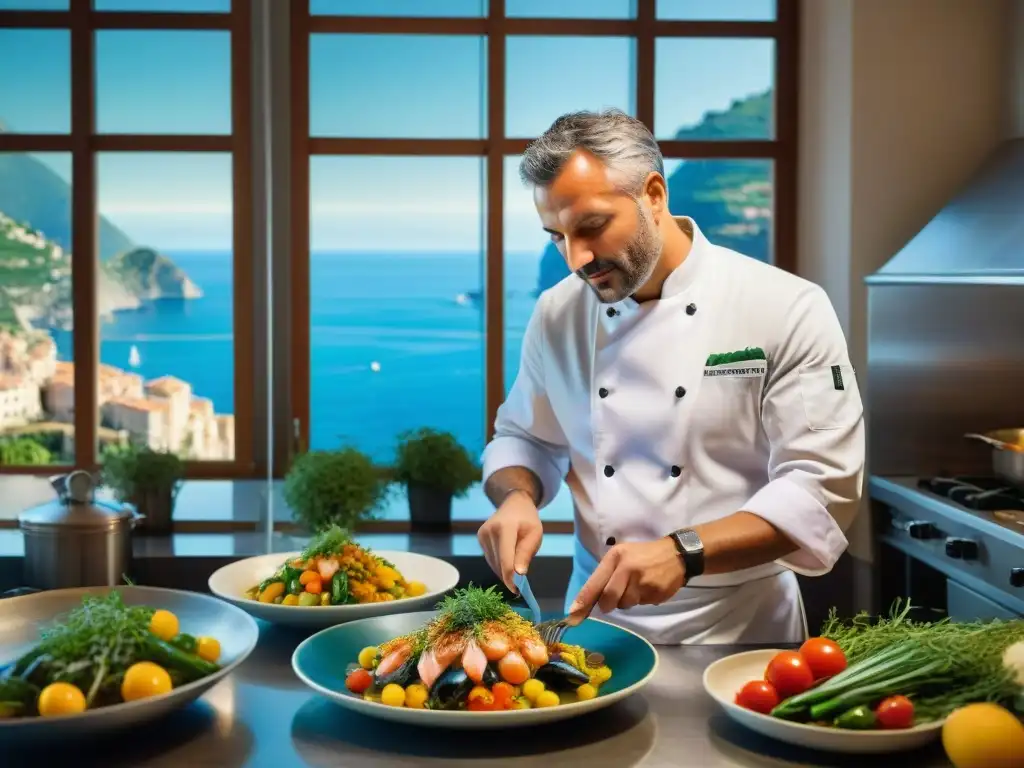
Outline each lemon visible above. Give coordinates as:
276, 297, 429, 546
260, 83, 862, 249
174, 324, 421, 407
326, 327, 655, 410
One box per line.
521, 678, 545, 703
942, 702, 1024, 768
405, 683, 429, 709
381, 683, 406, 707
149, 609, 179, 641
37, 682, 86, 717
358, 646, 379, 670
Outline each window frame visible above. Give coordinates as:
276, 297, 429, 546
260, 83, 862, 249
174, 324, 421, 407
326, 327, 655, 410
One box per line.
287, 0, 799, 471
0, 0, 257, 478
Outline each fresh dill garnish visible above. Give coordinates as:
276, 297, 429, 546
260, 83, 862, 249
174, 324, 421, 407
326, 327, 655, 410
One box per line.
433, 584, 509, 632
300, 524, 352, 560
811, 598, 1024, 721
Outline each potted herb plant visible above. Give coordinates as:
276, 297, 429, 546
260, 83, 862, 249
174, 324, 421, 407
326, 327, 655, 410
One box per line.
101, 443, 184, 536
283, 447, 388, 533
392, 428, 480, 532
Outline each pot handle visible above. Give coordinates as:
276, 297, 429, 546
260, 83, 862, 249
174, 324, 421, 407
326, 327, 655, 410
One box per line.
964, 432, 1011, 450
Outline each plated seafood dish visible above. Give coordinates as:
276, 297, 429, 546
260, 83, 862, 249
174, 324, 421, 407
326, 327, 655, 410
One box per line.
245, 526, 427, 607
343, 586, 613, 711
0, 591, 223, 719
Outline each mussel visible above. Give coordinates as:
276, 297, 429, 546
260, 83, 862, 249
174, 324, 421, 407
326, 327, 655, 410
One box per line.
428, 666, 474, 710
533, 659, 590, 691
375, 651, 420, 688
482, 663, 499, 686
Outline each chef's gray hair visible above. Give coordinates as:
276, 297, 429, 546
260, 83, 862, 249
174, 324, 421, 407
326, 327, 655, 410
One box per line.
519, 109, 664, 196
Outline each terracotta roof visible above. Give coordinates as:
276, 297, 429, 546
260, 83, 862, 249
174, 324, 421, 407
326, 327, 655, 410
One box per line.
106, 397, 168, 414
146, 376, 189, 395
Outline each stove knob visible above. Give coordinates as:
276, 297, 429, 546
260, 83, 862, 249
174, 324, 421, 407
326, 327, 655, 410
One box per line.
1011, 568, 1024, 588
944, 537, 979, 560
907, 521, 939, 539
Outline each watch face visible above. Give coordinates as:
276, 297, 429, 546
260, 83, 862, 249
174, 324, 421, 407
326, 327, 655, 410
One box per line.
677, 530, 702, 551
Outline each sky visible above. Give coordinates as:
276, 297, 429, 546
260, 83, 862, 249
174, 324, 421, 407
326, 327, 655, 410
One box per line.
0, 0, 775, 252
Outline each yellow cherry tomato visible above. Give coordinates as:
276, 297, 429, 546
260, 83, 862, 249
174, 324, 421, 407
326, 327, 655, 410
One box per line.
576, 683, 597, 701
534, 690, 560, 708
512, 697, 532, 710
282, 594, 299, 606
149, 609, 179, 641
121, 661, 173, 702
37, 682, 86, 717
196, 636, 221, 663
405, 581, 427, 597
380, 683, 406, 707
521, 678, 545, 703
404, 683, 428, 709
358, 646, 379, 670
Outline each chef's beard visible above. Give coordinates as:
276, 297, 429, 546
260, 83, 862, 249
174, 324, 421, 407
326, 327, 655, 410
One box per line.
576, 201, 663, 304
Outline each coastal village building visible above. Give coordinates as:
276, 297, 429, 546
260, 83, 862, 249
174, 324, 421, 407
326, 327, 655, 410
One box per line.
0, 330, 233, 460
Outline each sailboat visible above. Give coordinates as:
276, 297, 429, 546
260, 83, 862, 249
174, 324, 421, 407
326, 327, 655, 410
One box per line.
128, 345, 141, 368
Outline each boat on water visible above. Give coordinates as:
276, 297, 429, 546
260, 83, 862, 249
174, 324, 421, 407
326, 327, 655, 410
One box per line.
128, 345, 141, 368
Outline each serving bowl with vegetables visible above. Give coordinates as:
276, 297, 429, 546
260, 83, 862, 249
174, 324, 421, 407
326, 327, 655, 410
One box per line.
208, 526, 460, 629
292, 585, 658, 729
0, 586, 258, 737
704, 600, 1024, 755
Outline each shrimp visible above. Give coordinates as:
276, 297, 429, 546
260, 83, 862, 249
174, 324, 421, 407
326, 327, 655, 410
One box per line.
461, 638, 488, 684
317, 557, 340, 581
433, 632, 467, 668
479, 628, 511, 661
497, 650, 530, 685
519, 636, 549, 668
417, 648, 447, 689
375, 642, 411, 678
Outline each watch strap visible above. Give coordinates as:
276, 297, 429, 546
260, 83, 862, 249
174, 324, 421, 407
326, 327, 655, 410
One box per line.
670, 528, 705, 579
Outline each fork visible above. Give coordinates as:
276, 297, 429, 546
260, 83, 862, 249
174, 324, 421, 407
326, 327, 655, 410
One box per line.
512, 572, 572, 647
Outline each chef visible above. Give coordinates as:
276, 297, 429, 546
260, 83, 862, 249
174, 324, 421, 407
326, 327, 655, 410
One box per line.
477, 109, 865, 645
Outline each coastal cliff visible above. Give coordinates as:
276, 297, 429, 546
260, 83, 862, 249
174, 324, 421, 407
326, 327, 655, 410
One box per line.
0, 151, 201, 332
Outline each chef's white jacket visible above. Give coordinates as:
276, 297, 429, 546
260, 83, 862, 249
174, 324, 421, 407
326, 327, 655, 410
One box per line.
481, 217, 865, 645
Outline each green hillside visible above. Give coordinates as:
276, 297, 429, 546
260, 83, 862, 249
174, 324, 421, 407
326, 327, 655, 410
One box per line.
535, 89, 774, 293
0, 152, 134, 261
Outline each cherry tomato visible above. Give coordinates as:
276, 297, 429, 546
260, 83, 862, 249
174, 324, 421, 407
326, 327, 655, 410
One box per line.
734, 679, 780, 714
875, 695, 915, 729
345, 667, 373, 695
798, 637, 848, 680
492, 682, 516, 709
765, 651, 815, 699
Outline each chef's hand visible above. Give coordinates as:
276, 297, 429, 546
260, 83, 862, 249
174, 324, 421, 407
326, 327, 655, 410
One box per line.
568, 538, 685, 622
477, 490, 544, 593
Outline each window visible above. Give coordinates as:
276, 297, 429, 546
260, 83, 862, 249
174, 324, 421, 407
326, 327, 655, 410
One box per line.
290, 0, 798, 527
0, 1, 253, 475
0, 0, 797, 531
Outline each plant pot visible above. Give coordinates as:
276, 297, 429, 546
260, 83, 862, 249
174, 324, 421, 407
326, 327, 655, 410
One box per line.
133, 487, 175, 536
407, 483, 453, 533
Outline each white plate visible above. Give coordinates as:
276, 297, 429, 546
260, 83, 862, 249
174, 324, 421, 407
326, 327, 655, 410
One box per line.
0, 586, 258, 739
291, 609, 660, 729
208, 550, 460, 629
702, 649, 944, 754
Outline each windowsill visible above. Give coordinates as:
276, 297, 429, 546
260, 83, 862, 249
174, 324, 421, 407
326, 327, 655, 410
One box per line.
0, 475, 575, 525
0, 528, 577, 559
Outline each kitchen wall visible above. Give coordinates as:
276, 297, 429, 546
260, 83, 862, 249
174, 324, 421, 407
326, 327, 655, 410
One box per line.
798, 0, 1020, 608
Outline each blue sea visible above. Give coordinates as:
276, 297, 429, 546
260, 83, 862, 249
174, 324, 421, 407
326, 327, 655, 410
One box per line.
51, 250, 545, 463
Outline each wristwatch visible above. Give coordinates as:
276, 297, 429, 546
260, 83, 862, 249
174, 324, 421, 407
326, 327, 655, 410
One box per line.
669, 528, 705, 579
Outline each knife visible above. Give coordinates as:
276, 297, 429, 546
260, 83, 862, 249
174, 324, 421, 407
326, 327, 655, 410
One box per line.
512, 571, 543, 626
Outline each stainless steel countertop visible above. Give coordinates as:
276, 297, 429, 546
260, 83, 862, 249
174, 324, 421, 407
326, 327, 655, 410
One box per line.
6, 621, 952, 768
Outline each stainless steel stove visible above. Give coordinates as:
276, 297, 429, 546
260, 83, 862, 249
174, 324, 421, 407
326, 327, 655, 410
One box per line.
871, 475, 1024, 621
